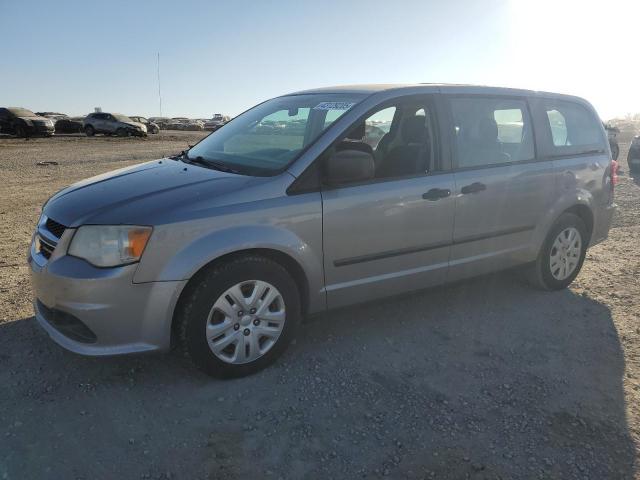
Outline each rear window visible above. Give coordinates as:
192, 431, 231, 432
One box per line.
542, 100, 605, 154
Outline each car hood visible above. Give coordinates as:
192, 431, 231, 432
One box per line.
22, 115, 51, 122
43, 160, 267, 227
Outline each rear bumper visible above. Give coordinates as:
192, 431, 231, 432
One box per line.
29, 243, 186, 356
590, 203, 616, 246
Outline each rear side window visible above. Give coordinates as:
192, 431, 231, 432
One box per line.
542, 100, 604, 154
450, 97, 534, 168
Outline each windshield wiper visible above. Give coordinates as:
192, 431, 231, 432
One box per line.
183, 155, 240, 174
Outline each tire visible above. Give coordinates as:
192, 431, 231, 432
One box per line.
85, 125, 95, 136
611, 143, 619, 161
526, 213, 588, 290
14, 124, 26, 138
116, 128, 129, 137
177, 255, 301, 378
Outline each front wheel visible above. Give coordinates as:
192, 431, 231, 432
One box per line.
526, 213, 588, 290
177, 256, 301, 378
14, 124, 26, 138
85, 125, 95, 136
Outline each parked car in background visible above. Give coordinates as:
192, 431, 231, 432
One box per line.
204, 114, 229, 131
36, 112, 68, 125
628, 134, 640, 173
55, 116, 85, 134
129, 116, 160, 134
0, 107, 55, 137
604, 122, 620, 160
164, 118, 205, 131
83, 113, 147, 137
148, 117, 171, 129
29, 84, 616, 378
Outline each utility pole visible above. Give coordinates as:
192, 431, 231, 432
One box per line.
157, 52, 162, 117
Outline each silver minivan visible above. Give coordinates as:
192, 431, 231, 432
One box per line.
29, 85, 616, 377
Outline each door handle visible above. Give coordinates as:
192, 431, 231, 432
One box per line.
460, 182, 487, 194
422, 188, 451, 201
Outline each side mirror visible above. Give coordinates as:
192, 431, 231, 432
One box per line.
325, 149, 375, 186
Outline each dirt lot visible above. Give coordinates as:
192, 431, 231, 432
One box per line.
0, 130, 639, 479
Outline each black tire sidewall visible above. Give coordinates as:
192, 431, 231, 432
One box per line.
180, 257, 301, 378
537, 213, 588, 290
85, 125, 95, 136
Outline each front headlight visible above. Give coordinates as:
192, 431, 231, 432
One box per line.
68, 225, 152, 267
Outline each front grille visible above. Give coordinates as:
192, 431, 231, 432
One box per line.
45, 218, 66, 238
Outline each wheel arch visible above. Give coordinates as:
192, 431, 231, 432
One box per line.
170, 247, 311, 346
530, 191, 596, 259
562, 204, 594, 242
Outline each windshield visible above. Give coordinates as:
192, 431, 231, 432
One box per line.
112, 114, 134, 122
187, 93, 366, 176
8, 108, 36, 117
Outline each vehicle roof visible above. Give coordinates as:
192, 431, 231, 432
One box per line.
4, 106, 36, 113
288, 84, 589, 103
89, 112, 129, 117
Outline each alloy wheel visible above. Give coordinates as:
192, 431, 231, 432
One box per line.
549, 227, 582, 280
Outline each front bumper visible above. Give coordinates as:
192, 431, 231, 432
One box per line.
28, 125, 55, 136
29, 230, 186, 356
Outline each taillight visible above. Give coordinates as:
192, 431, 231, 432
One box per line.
611, 159, 618, 188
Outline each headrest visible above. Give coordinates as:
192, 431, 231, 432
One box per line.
402, 115, 426, 143
346, 123, 366, 140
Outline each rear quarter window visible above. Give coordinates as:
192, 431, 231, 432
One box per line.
540, 100, 605, 156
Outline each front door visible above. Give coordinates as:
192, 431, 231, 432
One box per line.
321, 96, 455, 309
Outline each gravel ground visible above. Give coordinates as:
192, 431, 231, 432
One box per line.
0, 130, 639, 479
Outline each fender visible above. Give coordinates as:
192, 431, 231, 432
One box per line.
133, 223, 326, 314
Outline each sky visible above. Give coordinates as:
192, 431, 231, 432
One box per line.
1, 0, 638, 120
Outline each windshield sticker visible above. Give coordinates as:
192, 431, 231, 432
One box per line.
313, 102, 356, 111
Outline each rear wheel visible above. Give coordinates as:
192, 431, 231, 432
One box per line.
526, 213, 588, 290
629, 154, 640, 173
85, 125, 95, 136
177, 256, 301, 378
611, 143, 619, 161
